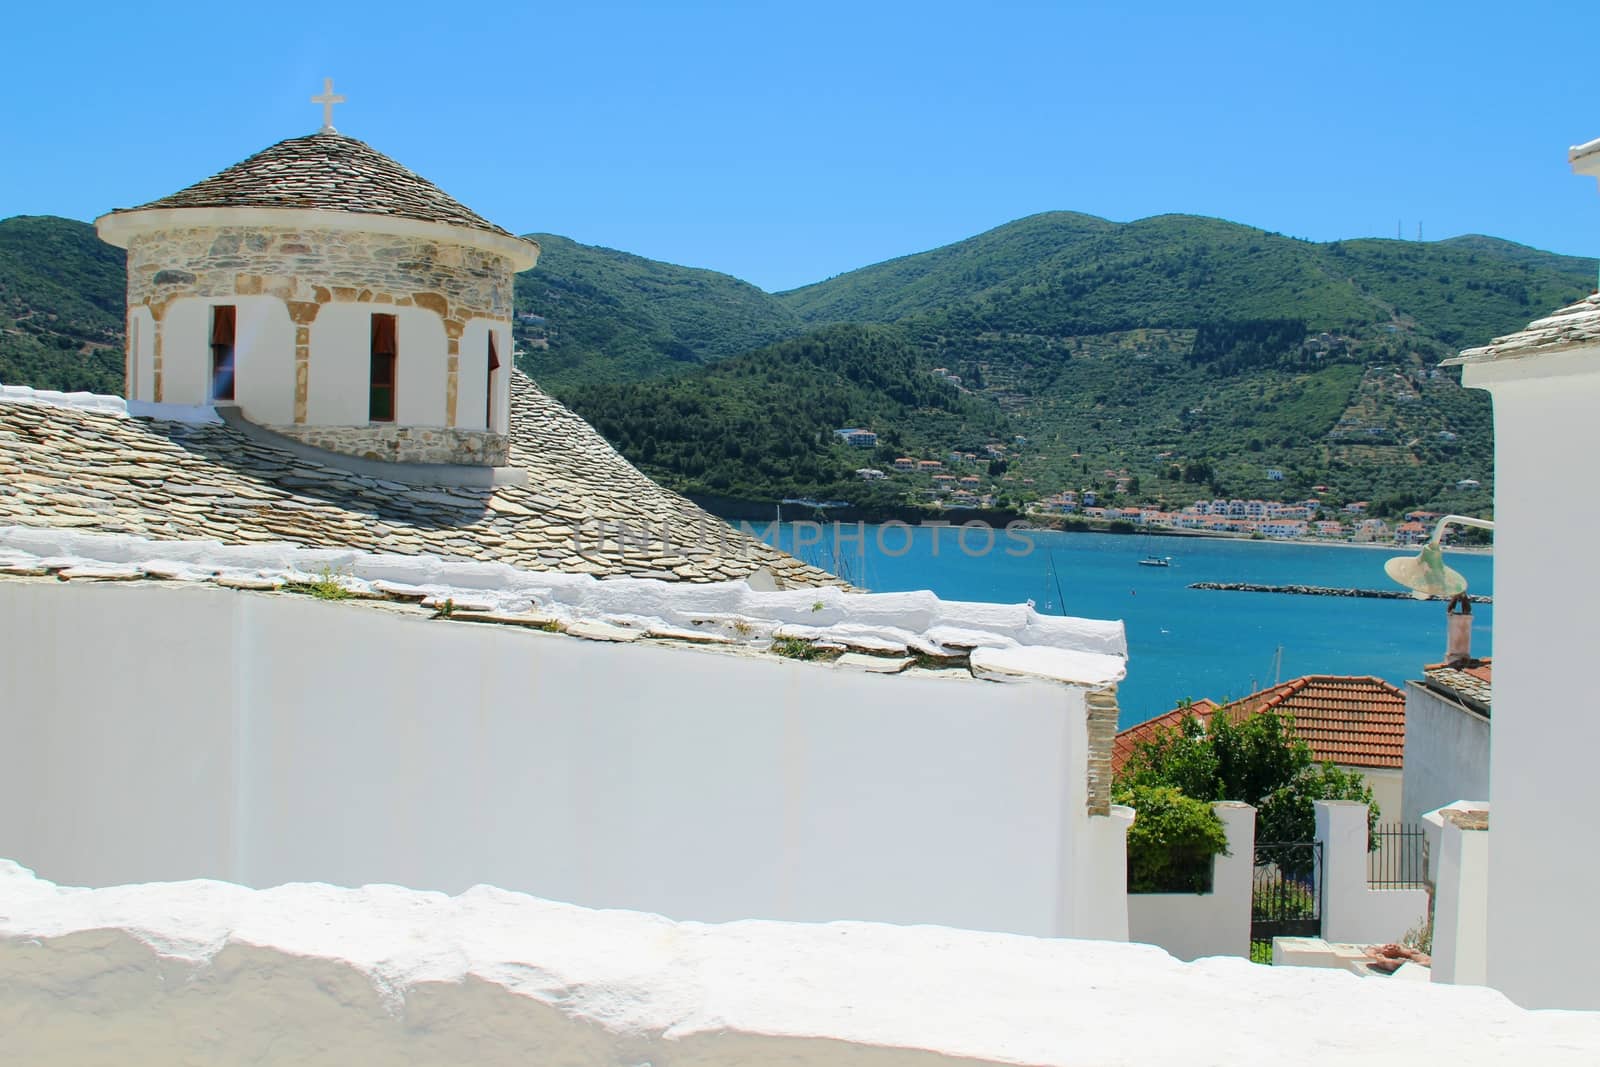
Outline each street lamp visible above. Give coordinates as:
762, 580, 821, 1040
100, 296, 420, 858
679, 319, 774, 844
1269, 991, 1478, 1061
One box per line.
1384, 514, 1495, 599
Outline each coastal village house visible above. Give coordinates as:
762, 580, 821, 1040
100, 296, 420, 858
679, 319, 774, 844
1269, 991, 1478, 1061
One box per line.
1113, 676, 1408, 818
0, 95, 1135, 947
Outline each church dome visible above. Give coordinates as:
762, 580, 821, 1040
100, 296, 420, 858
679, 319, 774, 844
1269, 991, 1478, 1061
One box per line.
94, 99, 538, 468
108, 131, 513, 238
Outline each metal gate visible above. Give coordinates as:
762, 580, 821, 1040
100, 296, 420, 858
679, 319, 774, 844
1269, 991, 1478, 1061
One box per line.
1251, 841, 1322, 960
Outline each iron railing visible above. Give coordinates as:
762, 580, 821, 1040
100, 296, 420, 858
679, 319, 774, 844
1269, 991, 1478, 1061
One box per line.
1251, 841, 1322, 960
1368, 822, 1429, 888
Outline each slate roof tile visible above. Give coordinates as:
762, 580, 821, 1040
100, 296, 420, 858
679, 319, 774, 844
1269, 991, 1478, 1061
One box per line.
1423, 659, 1493, 711
0, 371, 838, 589
112, 131, 513, 238
1451, 293, 1600, 365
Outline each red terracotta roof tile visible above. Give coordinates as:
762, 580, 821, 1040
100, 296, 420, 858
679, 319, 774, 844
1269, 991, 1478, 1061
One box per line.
1113, 676, 1408, 774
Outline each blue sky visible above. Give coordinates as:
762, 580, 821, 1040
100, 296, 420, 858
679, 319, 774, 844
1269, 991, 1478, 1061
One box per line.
4, 0, 1598, 291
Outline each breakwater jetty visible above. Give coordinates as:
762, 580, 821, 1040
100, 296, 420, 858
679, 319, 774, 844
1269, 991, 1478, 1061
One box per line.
1189, 582, 1493, 604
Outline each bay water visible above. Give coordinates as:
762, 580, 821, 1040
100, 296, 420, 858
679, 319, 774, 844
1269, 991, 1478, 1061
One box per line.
753, 523, 1493, 729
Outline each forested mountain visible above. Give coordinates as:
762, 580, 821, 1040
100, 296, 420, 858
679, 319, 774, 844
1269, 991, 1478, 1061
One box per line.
514, 233, 802, 389
3, 210, 1592, 519
779, 212, 1593, 349
0, 216, 125, 392
560, 324, 1003, 505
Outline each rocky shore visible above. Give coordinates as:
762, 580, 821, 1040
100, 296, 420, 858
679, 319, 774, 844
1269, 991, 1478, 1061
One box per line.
1190, 582, 1493, 603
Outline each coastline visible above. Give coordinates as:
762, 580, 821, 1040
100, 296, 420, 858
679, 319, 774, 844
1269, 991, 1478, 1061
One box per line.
1120, 530, 1494, 557
706, 504, 1495, 559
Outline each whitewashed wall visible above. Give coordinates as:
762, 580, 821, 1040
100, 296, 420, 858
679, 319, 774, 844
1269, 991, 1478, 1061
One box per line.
157, 297, 213, 405
1463, 352, 1600, 1009
0, 579, 1126, 939
1361, 767, 1403, 825
1430, 805, 1490, 986
457, 319, 505, 432
233, 296, 297, 425
7, 861, 1596, 1067
306, 305, 447, 427
126, 306, 155, 402
156, 295, 298, 416
1315, 801, 1428, 946
1402, 681, 1490, 824
1127, 801, 1255, 961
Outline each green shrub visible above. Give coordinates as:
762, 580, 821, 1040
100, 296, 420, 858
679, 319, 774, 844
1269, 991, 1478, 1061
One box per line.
1251, 878, 1315, 920
1118, 784, 1229, 894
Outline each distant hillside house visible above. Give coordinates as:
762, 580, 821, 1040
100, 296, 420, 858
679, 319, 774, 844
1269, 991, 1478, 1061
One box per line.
1114, 676, 1409, 818
1396, 521, 1428, 544
893, 457, 916, 471
1456, 478, 1481, 490
834, 428, 878, 449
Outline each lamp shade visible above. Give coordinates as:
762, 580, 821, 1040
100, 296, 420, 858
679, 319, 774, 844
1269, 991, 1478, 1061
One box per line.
1384, 541, 1468, 599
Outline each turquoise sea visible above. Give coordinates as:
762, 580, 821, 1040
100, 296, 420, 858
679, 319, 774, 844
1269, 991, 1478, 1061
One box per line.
751, 523, 1493, 729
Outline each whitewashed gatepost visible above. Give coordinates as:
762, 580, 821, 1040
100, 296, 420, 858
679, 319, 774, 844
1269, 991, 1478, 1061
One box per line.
1126, 801, 1255, 960
1315, 800, 1429, 946
1428, 803, 1490, 985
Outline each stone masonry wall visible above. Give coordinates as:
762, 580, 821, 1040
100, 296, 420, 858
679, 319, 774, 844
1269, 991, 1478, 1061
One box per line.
124, 225, 515, 426
1085, 686, 1118, 816
269, 424, 510, 467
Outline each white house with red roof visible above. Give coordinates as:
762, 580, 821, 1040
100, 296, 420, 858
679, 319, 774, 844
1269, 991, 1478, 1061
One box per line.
1114, 676, 1408, 819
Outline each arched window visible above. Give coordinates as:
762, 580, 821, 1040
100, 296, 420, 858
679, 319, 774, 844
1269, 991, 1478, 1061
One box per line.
370, 313, 397, 422
486, 329, 500, 431
210, 305, 236, 401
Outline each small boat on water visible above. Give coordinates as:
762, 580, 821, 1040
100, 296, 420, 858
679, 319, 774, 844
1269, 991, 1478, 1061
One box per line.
1138, 555, 1173, 567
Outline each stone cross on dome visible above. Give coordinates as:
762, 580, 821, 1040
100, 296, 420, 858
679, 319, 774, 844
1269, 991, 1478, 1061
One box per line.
311, 78, 346, 132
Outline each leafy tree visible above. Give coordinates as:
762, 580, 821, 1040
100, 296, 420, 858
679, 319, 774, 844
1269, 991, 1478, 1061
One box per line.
1117, 709, 1378, 875
1117, 784, 1230, 893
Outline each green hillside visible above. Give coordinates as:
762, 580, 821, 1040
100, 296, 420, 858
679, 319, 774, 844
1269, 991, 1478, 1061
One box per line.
0, 216, 125, 392
560, 324, 1005, 505
1, 209, 1590, 520
514, 233, 802, 388
778, 212, 1593, 348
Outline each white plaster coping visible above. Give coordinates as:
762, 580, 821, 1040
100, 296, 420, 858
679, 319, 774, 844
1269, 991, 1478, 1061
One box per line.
0, 382, 127, 415
126, 399, 225, 423
95, 204, 540, 270
2, 859, 1596, 1065
0, 526, 1128, 687
1571, 134, 1600, 173
1422, 800, 1490, 884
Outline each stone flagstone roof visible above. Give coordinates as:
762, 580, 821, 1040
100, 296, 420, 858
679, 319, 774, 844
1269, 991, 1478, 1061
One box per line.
0, 371, 837, 588
1114, 675, 1408, 773
110, 131, 512, 238
1449, 292, 1600, 366
1423, 659, 1492, 714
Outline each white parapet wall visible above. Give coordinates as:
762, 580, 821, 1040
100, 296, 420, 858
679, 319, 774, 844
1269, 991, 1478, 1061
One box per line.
1315, 801, 1429, 946
3, 860, 1599, 1066
1430, 804, 1491, 986
1127, 801, 1256, 961
0, 577, 1126, 939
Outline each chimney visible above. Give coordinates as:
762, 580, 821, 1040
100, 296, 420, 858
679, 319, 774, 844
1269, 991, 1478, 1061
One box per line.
1445, 594, 1472, 666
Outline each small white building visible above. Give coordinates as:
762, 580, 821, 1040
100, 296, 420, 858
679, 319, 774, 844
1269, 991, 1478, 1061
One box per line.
834, 428, 878, 448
